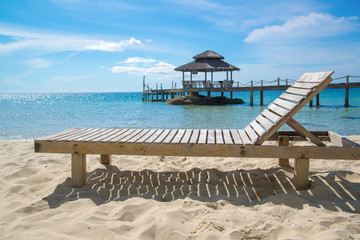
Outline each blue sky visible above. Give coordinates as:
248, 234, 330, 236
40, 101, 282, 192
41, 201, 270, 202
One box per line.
0, 0, 359, 92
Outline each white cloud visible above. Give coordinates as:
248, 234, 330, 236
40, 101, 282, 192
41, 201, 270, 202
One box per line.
122, 57, 157, 64
244, 12, 358, 43
239, 12, 360, 76
111, 57, 180, 79
167, 0, 324, 33
27, 58, 51, 68
240, 13, 360, 76
0, 24, 142, 53
85, 38, 142, 51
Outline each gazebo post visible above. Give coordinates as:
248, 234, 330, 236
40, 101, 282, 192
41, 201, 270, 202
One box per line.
182, 72, 185, 88
205, 71, 207, 85
190, 72, 192, 88
230, 71, 233, 94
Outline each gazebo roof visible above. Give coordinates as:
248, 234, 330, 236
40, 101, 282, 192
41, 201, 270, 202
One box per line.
193, 50, 224, 60
175, 50, 240, 72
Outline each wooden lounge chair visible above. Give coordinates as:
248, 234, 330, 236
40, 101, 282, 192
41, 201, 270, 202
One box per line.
34, 71, 360, 190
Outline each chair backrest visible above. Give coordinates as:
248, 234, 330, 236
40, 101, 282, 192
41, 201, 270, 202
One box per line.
244, 71, 334, 145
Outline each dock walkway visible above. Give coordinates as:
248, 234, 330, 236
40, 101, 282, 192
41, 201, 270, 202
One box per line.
143, 75, 360, 107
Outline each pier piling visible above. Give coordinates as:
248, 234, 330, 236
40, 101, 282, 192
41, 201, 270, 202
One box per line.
250, 80, 254, 106
316, 94, 320, 106
260, 80, 264, 106
345, 75, 350, 107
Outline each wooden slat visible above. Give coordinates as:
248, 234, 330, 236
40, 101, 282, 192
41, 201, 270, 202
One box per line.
119, 129, 144, 142
207, 129, 215, 144
238, 129, 251, 145
145, 129, 164, 143
296, 71, 333, 83
136, 129, 158, 143
65, 128, 101, 141
222, 129, 233, 144
86, 128, 118, 141
171, 129, 186, 144
127, 129, 151, 143
181, 129, 193, 144
50, 128, 87, 140
268, 103, 289, 117
38, 128, 79, 140
56, 128, 94, 141
215, 129, 224, 144
198, 129, 207, 144
280, 93, 304, 103
250, 120, 265, 136
100, 129, 128, 142
163, 129, 178, 143
90, 128, 121, 142
292, 82, 319, 89
230, 129, 243, 145
189, 129, 200, 144
153, 129, 171, 143
83, 128, 114, 141
110, 129, 136, 142
262, 109, 281, 123
67, 128, 100, 141
256, 115, 274, 131
273, 98, 296, 110
245, 125, 258, 143
286, 87, 311, 96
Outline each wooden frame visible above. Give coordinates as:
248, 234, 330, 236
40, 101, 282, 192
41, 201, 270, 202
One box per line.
34, 130, 360, 190
34, 71, 360, 190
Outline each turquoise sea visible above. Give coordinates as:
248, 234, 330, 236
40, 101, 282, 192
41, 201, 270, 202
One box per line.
1, 88, 359, 140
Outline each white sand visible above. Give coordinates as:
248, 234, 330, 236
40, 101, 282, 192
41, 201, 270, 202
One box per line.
1, 137, 360, 240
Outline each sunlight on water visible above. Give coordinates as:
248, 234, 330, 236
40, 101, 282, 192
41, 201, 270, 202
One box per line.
0, 89, 359, 140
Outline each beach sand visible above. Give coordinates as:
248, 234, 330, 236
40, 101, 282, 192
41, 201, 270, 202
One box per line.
1, 137, 360, 240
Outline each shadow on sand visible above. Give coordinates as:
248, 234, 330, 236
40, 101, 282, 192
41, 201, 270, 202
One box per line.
44, 165, 360, 213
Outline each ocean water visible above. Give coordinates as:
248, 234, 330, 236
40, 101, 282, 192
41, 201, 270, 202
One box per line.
0, 88, 359, 140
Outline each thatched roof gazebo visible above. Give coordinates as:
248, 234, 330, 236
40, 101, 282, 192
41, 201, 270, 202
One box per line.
174, 50, 240, 91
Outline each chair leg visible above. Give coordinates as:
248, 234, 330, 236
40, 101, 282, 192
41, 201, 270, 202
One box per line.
101, 154, 112, 165
71, 153, 86, 187
278, 136, 290, 167
294, 157, 310, 190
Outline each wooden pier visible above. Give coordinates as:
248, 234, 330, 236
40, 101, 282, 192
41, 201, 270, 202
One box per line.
143, 75, 360, 107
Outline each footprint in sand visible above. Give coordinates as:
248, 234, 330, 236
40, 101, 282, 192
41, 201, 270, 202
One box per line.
119, 212, 136, 222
